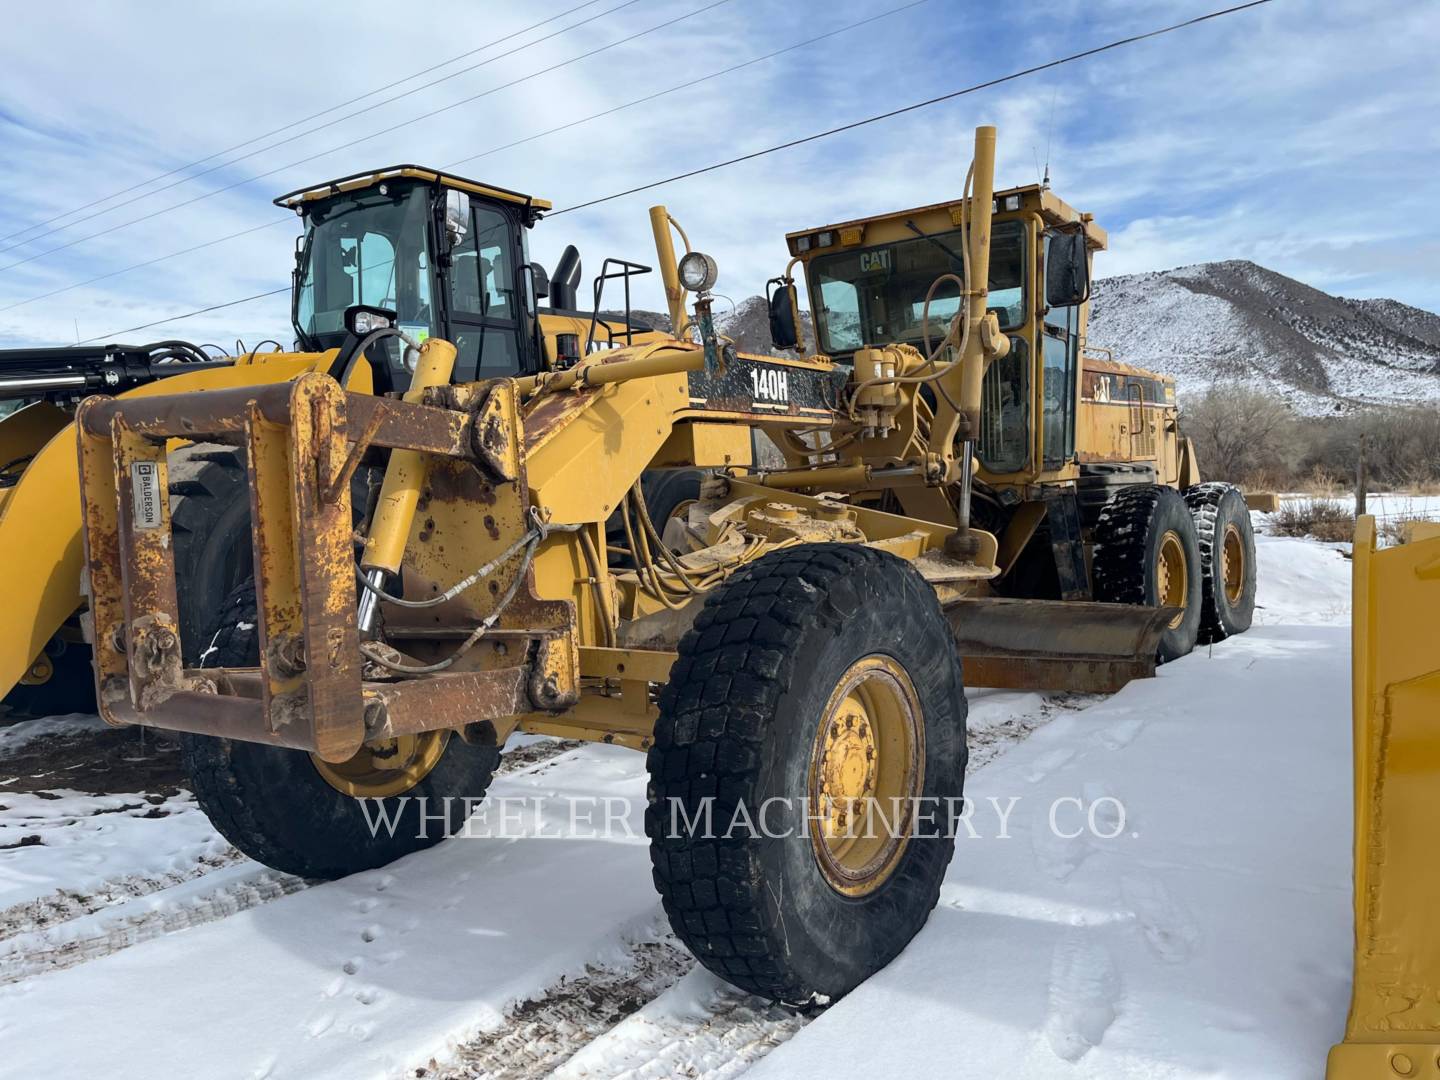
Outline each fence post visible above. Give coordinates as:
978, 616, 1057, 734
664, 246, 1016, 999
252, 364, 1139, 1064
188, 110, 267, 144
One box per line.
1355, 433, 1367, 518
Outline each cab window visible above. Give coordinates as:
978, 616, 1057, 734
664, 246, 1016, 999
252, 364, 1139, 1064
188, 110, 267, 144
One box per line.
1041, 233, 1081, 469
294, 185, 432, 349
978, 336, 1029, 473
810, 219, 1025, 355
447, 203, 522, 379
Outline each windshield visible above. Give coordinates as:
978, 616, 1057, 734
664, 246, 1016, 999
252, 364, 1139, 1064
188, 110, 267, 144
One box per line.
294, 184, 433, 349
810, 219, 1025, 355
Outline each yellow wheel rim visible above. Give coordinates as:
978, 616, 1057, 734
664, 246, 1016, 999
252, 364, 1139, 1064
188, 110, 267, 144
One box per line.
1221, 523, 1245, 605
312, 731, 450, 798
1156, 530, 1189, 629
807, 655, 924, 897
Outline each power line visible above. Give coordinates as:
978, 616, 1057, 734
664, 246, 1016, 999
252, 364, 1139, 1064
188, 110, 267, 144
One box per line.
0, 0, 655, 264
74, 288, 291, 345
67, 0, 1276, 344
0, 0, 927, 316
0, 0, 613, 249
0, 219, 291, 315
444, 0, 933, 172
551, 0, 1278, 214
0, 0, 929, 316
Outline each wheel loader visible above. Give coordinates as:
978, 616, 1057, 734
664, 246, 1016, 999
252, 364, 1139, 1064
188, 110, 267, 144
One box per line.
0, 175, 658, 716
68, 125, 1261, 1003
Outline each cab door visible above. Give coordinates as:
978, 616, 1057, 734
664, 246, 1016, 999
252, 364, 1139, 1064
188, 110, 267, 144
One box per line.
443, 200, 532, 381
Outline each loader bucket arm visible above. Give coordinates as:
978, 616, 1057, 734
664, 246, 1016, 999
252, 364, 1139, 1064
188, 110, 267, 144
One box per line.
1328, 518, 1440, 1078
0, 354, 362, 702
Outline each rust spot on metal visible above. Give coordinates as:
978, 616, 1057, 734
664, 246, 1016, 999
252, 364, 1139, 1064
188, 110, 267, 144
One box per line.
427, 460, 499, 505
484, 514, 500, 539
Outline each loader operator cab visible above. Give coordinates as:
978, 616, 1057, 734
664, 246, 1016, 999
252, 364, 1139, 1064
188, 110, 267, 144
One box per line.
279, 168, 553, 394
781, 185, 1101, 482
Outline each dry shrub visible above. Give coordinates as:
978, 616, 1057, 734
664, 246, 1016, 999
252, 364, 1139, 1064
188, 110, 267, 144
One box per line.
1378, 516, 1430, 545
1272, 498, 1355, 543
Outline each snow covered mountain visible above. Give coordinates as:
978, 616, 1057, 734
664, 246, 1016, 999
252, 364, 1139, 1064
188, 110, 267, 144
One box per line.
628, 261, 1440, 415
1087, 260, 1440, 413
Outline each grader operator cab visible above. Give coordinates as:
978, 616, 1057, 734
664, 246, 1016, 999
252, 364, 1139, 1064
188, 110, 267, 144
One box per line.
71, 126, 1259, 1004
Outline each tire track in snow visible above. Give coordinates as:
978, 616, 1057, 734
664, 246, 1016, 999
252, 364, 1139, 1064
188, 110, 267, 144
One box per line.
0, 849, 247, 942
548, 966, 812, 1080
0, 863, 304, 984
417, 937, 811, 1080
419, 939, 696, 1080
0, 737, 581, 983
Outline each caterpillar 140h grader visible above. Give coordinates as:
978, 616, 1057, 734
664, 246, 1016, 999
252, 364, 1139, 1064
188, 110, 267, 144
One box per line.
65, 125, 1258, 1003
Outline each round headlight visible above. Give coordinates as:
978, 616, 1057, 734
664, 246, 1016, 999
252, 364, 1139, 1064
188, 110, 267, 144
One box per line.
678, 250, 719, 293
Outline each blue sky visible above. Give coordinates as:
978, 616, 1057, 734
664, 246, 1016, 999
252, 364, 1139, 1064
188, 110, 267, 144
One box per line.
0, 0, 1434, 349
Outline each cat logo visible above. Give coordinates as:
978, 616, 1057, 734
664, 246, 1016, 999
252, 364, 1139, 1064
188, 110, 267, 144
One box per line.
859, 249, 891, 274
751, 366, 790, 404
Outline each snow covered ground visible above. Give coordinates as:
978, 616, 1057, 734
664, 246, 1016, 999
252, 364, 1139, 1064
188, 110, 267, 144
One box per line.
0, 529, 1357, 1080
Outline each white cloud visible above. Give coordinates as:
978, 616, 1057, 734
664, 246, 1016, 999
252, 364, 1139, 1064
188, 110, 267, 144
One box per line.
0, 0, 1432, 348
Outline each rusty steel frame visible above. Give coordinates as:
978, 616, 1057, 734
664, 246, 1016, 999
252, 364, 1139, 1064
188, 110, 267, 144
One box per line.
75, 373, 556, 763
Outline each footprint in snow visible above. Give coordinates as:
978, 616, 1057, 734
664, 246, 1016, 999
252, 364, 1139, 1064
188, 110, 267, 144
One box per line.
1026, 747, 1077, 784
1042, 933, 1121, 1062
1096, 714, 1147, 750
360, 925, 380, 943
306, 1013, 334, 1038
1121, 874, 1201, 964
1031, 819, 1092, 881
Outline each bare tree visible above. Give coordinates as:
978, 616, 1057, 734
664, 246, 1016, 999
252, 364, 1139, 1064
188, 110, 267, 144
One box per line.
1179, 382, 1295, 484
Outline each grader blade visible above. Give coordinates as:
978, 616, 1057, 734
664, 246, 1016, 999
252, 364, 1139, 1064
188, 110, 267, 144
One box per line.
945, 597, 1179, 694
1327, 518, 1440, 1079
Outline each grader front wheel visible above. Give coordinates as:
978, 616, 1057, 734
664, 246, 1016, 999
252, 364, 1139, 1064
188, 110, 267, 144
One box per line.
646, 544, 967, 1004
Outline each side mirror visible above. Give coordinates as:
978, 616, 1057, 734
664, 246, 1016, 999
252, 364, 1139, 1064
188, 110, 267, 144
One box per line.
528, 262, 550, 301
1045, 230, 1090, 308
767, 277, 804, 353
444, 189, 471, 245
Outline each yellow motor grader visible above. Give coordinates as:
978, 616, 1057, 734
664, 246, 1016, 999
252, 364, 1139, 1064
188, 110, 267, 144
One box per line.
71, 126, 1258, 1002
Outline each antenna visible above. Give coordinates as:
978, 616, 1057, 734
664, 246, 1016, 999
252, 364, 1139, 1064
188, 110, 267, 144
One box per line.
1042, 84, 1058, 190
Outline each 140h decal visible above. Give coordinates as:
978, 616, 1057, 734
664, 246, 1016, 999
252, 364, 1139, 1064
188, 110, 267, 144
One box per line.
750, 366, 789, 403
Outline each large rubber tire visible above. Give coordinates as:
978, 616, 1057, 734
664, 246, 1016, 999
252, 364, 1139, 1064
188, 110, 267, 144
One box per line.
605, 469, 702, 566
1092, 485, 1203, 664
1, 633, 96, 717
1183, 482, 1257, 644
180, 579, 502, 880
645, 544, 968, 1004
168, 444, 255, 665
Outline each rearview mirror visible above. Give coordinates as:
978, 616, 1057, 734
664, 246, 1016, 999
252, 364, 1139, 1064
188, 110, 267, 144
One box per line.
528, 262, 550, 301
767, 277, 804, 353
444, 190, 471, 245
1045, 230, 1090, 308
